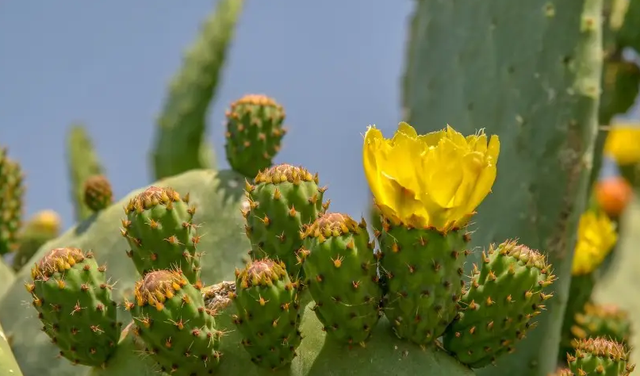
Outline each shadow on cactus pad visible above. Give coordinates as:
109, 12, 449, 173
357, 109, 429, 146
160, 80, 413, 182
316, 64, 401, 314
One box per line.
0, 169, 249, 376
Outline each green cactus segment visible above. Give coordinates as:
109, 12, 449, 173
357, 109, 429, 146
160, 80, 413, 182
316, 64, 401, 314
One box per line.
121, 186, 202, 284
151, 0, 245, 180
0, 321, 24, 376
225, 94, 287, 178
12, 210, 62, 272
244, 164, 329, 277
567, 337, 635, 375
442, 241, 556, 368
27, 247, 121, 367
66, 124, 105, 222
599, 60, 640, 124
402, 0, 603, 374
83, 175, 114, 212
0, 258, 15, 301
560, 273, 597, 361
377, 220, 469, 345
232, 258, 303, 370
0, 148, 24, 255
571, 303, 632, 346
300, 213, 382, 346
616, 0, 640, 52
129, 269, 222, 376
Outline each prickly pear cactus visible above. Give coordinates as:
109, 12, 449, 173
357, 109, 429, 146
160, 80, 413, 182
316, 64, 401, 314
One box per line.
83, 175, 113, 213
0, 148, 24, 255
224, 94, 287, 178
300, 212, 383, 346
12, 210, 62, 272
26, 247, 121, 366
243, 164, 329, 277
151, 0, 245, 180
442, 241, 556, 368
0, 258, 14, 300
0, 169, 249, 376
0, 321, 23, 376
403, 1, 603, 374
566, 337, 635, 375
570, 303, 632, 346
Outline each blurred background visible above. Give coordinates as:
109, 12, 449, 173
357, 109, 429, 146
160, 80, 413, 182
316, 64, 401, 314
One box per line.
0, 1, 415, 228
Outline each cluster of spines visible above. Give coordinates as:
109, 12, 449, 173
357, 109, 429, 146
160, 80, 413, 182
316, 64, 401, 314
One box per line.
442, 240, 556, 368
231, 258, 303, 370
26, 247, 121, 367
0, 147, 24, 255
567, 337, 635, 375
299, 212, 383, 347
243, 163, 329, 277
83, 174, 113, 212
120, 186, 202, 284
224, 94, 287, 178
126, 269, 223, 376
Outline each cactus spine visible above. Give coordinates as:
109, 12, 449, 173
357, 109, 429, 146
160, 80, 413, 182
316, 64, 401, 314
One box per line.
566, 337, 635, 375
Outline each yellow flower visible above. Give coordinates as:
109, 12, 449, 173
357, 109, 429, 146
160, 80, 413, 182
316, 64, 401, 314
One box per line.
603, 123, 640, 166
28, 210, 61, 235
571, 210, 617, 276
362, 122, 500, 232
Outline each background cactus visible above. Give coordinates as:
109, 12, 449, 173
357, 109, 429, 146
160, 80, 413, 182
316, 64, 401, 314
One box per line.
0, 148, 24, 255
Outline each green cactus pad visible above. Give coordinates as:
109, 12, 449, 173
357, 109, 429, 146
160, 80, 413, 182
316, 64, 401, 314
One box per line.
232, 258, 303, 370
128, 269, 222, 375
300, 212, 383, 346
0, 169, 248, 376
244, 164, 329, 277
83, 175, 113, 212
27, 247, 121, 367
0, 148, 24, 255
442, 241, 556, 368
121, 186, 202, 283
377, 219, 470, 345
0, 321, 23, 376
567, 337, 635, 375
225, 94, 287, 178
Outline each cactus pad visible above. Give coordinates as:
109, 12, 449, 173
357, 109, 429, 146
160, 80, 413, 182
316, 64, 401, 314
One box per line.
231, 258, 303, 370
567, 337, 635, 375
83, 175, 113, 212
564, 303, 632, 358
121, 186, 202, 283
27, 247, 121, 366
300, 212, 383, 346
225, 94, 287, 178
243, 164, 329, 277
0, 149, 24, 255
442, 241, 556, 368
128, 269, 223, 375
377, 218, 470, 345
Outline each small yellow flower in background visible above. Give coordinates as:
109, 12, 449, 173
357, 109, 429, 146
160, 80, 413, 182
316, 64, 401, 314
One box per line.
571, 210, 618, 276
362, 122, 500, 232
603, 123, 640, 166
28, 210, 61, 235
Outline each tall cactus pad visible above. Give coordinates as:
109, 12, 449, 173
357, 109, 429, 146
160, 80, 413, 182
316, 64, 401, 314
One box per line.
567, 337, 635, 375
0, 321, 23, 376
378, 219, 470, 345
83, 175, 113, 212
232, 259, 303, 370
128, 269, 222, 375
66, 124, 105, 222
27, 247, 121, 366
151, 0, 245, 180
225, 94, 287, 178
243, 164, 329, 277
121, 186, 202, 283
300, 213, 383, 346
442, 241, 556, 368
0, 148, 24, 255
403, 1, 603, 374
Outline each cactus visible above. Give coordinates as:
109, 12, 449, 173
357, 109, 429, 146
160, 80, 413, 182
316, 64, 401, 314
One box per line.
0, 321, 23, 376
566, 337, 635, 375
151, 0, 245, 180
243, 164, 329, 277
442, 241, 556, 368
12, 210, 62, 272
0, 257, 15, 301
83, 175, 113, 213
231, 258, 303, 370
66, 125, 106, 223
126, 269, 223, 375
26, 247, 121, 367
570, 303, 632, 347
299, 212, 383, 346
402, 1, 603, 375
225, 94, 287, 178
0, 148, 24, 255
120, 186, 202, 283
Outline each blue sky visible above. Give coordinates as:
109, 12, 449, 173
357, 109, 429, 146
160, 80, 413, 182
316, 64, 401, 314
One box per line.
0, 1, 414, 231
